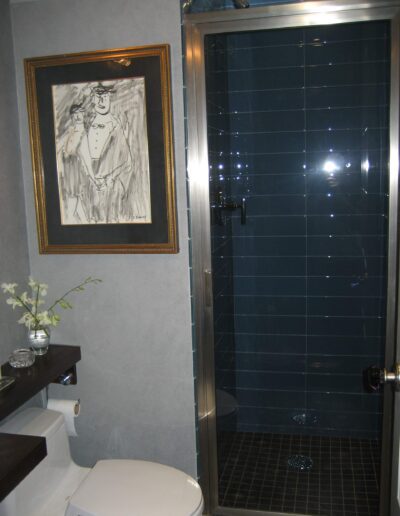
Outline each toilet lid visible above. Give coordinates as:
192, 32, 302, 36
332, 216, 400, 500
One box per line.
66, 460, 203, 516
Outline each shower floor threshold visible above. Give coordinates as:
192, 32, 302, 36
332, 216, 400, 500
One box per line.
217, 431, 380, 516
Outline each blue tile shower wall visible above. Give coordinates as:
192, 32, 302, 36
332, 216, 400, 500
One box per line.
208, 48, 238, 430
206, 21, 389, 438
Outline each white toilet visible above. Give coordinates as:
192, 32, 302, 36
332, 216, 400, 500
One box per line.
0, 408, 204, 516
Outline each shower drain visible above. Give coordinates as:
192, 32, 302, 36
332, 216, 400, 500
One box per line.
287, 455, 313, 471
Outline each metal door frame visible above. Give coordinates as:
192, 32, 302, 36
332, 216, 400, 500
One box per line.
184, 2, 400, 514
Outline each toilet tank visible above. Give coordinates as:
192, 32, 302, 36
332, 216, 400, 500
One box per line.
0, 408, 87, 516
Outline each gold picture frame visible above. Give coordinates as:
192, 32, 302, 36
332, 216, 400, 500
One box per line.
25, 44, 178, 254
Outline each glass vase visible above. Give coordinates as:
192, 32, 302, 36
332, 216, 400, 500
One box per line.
28, 327, 50, 355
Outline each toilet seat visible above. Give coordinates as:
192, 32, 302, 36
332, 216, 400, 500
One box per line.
65, 459, 204, 516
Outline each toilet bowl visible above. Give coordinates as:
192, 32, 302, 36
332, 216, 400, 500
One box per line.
0, 408, 203, 516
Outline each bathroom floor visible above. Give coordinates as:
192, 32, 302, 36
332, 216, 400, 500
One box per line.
217, 431, 380, 515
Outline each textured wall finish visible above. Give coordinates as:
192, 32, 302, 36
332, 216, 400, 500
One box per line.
0, 1, 30, 363
10, 0, 196, 476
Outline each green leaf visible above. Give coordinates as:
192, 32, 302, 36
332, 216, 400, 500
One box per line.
59, 300, 73, 309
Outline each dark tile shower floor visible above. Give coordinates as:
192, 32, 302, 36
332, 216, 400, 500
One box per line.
218, 432, 380, 515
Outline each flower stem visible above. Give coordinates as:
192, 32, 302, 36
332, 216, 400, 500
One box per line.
47, 277, 101, 314
34, 284, 40, 321
13, 295, 40, 329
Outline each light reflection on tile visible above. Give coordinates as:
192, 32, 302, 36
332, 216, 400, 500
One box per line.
206, 18, 389, 514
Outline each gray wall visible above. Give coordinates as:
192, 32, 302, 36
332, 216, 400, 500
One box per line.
0, 1, 30, 364
10, 0, 197, 476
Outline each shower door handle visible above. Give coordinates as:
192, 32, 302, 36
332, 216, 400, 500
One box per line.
363, 364, 400, 392
212, 193, 247, 225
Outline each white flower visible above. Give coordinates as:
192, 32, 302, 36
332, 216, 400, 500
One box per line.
1, 283, 18, 294
20, 292, 30, 305
36, 311, 52, 326
18, 312, 35, 327
28, 277, 38, 289
6, 297, 22, 309
51, 314, 61, 326
2, 276, 101, 330
39, 283, 48, 296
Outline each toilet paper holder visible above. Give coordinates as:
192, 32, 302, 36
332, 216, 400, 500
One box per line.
53, 365, 77, 386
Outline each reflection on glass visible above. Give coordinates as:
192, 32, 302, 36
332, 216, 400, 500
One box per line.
205, 19, 389, 515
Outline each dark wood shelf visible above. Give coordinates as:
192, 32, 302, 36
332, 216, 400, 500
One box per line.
0, 344, 81, 501
0, 344, 81, 421
0, 433, 47, 502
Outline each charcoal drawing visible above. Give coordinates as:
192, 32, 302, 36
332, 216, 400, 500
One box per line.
53, 78, 151, 225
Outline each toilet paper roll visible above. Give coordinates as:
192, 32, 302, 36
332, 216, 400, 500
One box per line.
47, 398, 80, 437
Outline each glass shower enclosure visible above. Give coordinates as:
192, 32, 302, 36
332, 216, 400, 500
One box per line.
185, 2, 400, 515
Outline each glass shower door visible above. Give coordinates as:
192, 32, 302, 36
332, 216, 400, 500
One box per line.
205, 20, 390, 516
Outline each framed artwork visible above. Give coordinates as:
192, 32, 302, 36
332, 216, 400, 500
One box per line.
24, 44, 178, 253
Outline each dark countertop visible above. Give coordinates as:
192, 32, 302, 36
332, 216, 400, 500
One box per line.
0, 344, 81, 501
0, 344, 81, 421
0, 433, 47, 501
